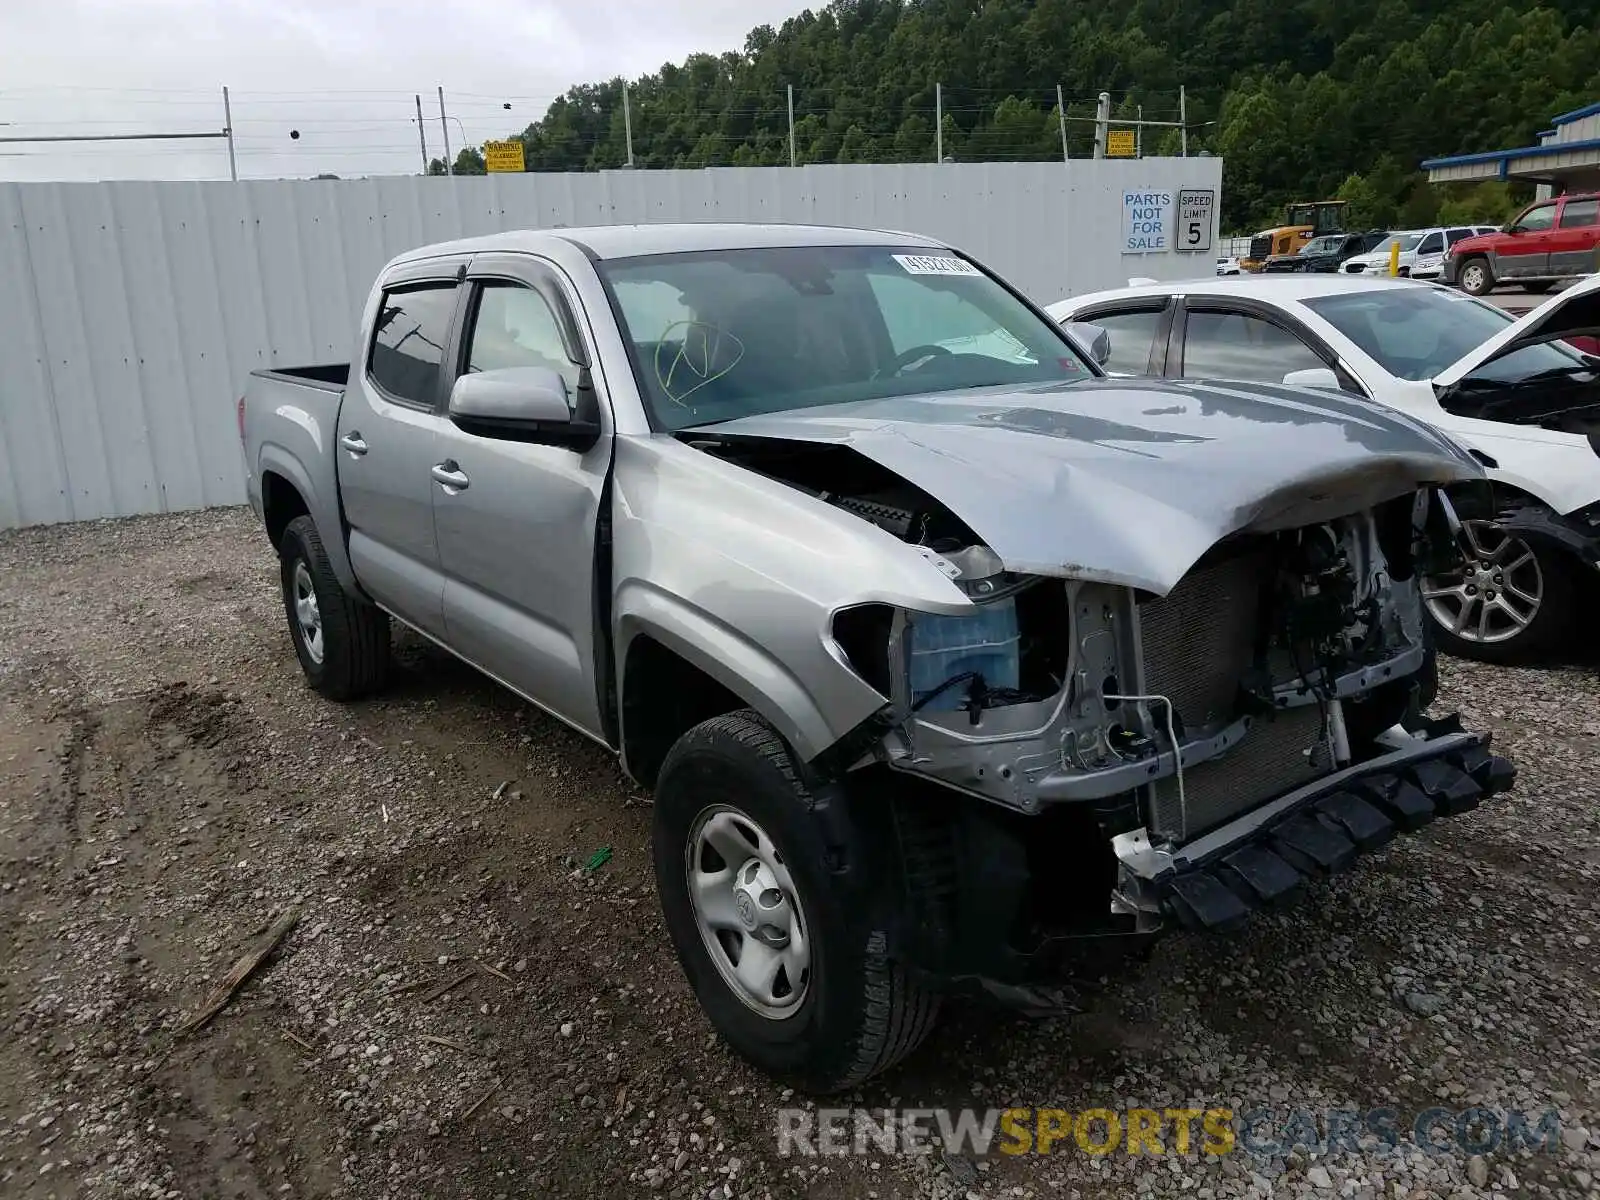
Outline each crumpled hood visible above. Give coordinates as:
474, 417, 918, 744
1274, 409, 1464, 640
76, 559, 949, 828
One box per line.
692, 378, 1484, 595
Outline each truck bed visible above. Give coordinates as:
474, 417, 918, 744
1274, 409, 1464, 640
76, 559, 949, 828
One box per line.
251, 363, 349, 392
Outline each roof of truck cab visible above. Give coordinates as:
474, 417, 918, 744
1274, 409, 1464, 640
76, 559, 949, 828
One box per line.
390, 222, 947, 265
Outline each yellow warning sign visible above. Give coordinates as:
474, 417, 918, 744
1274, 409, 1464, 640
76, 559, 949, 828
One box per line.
1106, 130, 1137, 158
485, 140, 525, 173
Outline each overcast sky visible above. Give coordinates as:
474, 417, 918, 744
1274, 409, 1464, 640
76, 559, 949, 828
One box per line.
0, 0, 807, 182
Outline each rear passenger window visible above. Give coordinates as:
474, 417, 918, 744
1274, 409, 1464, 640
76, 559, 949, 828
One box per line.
368, 283, 459, 406
1181, 310, 1326, 382
1073, 308, 1163, 374
1560, 199, 1599, 228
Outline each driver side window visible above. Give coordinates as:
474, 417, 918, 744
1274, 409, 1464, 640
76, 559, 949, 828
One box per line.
1073, 307, 1164, 374
1512, 204, 1556, 234
466, 282, 579, 397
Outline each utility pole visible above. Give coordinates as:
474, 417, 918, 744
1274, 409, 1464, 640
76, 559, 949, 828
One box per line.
787, 84, 796, 167
415, 94, 429, 174
1179, 85, 1188, 157
622, 83, 635, 167
935, 82, 943, 163
437, 87, 452, 174
1093, 91, 1110, 159
221, 85, 237, 182
1056, 84, 1069, 162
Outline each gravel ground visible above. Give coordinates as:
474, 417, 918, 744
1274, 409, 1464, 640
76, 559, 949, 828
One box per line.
1, 507, 1598, 1200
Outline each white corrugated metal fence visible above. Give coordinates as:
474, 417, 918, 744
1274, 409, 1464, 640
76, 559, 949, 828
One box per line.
0, 159, 1222, 529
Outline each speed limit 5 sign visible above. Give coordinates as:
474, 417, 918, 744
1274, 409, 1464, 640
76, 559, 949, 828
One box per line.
1176, 189, 1215, 253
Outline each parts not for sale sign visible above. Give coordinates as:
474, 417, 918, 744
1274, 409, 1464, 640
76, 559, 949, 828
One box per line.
1121, 189, 1172, 253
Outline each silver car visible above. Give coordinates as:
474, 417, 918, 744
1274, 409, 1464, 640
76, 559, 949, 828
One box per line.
241, 223, 1514, 1091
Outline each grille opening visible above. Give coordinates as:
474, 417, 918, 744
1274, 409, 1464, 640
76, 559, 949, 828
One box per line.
1137, 539, 1330, 842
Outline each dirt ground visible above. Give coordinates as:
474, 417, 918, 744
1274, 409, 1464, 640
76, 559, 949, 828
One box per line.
2, 508, 1599, 1200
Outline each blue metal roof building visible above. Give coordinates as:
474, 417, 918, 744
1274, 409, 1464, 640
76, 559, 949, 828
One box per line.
1421, 101, 1600, 194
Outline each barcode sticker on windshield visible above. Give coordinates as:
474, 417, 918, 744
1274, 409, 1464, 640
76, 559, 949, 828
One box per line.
892, 254, 981, 277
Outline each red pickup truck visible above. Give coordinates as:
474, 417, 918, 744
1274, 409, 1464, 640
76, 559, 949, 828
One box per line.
1443, 191, 1600, 297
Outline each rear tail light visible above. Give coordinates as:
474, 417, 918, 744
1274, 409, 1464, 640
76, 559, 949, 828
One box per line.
237, 395, 247, 441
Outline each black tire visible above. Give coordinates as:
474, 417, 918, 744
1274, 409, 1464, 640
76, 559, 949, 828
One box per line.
1423, 505, 1578, 666
1521, 280, 1555, 295
1456, 256, 1495, 296
278, 515, 391, 700
653, 710, 938, 1093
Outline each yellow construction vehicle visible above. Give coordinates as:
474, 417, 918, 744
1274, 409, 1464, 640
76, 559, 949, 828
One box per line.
1240, 201, 1350, 272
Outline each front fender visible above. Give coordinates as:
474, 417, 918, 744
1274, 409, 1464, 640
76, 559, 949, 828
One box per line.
614, 581, 885, 763
1436, 425, 1600, 517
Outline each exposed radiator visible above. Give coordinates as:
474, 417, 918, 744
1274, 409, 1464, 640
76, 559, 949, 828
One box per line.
1139, 550, 1267, 730
1138, 550, 1330, 841
1149, 706, 1328, 840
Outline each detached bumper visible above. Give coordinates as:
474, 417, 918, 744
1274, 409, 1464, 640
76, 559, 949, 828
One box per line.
1115, 726, 1515, 933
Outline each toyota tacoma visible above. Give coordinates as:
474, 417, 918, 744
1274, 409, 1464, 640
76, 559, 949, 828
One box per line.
240, 222, 1515, 1092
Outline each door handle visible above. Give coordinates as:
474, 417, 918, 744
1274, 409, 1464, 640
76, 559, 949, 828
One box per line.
431, 462, 470, 494
340, 432, 368, 456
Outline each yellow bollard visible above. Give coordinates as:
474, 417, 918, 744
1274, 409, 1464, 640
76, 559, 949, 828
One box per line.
1388, 239, 1401, 277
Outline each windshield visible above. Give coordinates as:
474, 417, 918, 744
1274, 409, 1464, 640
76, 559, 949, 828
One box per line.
1376, 234, 1423, 254
1302, 287, 1586, 382
599, 245, 1095, 429
1302, 236, 1341, 254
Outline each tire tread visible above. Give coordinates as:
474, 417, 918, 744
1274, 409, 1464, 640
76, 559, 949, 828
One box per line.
658, 709, 940, 1092
281, 515, 390, 700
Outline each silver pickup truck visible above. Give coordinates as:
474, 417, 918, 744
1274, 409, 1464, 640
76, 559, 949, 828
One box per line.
241, 222, 1514, 1092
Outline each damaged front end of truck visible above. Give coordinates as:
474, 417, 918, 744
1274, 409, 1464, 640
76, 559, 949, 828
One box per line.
683, 380, 1517, 1008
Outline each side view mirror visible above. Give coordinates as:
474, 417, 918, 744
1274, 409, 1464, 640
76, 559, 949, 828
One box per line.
1065, 321, 1112, 367
448, 366, 601, 449
1282, 367, 1342, 391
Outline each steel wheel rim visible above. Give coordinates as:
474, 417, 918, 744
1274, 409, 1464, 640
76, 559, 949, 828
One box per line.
684, 803, 811, 1020
1422, 519, 1542, 645
292, 560, 325, 664
1461, 263, 1486, 291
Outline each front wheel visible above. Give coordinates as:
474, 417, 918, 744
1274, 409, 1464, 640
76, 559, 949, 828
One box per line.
1457, 257, 1495, 296
653, 710, 939, 1092
1421, 516, 1576, 664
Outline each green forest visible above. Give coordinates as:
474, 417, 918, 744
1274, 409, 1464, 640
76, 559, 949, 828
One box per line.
427, 0, 1600, 235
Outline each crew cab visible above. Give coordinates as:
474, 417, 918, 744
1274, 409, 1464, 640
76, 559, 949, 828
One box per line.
241, 223, 1512, 1092
1443, 193, 1600, 296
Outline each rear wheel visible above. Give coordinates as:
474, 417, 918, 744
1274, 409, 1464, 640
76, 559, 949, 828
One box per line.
278, 515, 391, 700
1421, 515, 1576, 664
653, 710, 939, 1092
1457, 257, 1494, 296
